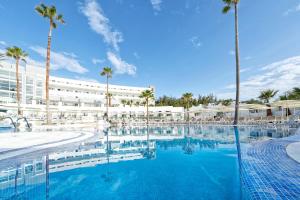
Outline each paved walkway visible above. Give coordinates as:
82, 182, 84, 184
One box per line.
241, 132, 300, 199
0, 131, 94, 160
286, 142, 300, 163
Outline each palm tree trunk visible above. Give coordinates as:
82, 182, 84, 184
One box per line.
106, 76, 109, 119
15, 59, 21, 116
46, 23, 52, 125
233, 3, 240, 126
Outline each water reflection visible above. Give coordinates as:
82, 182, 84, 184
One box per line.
0, 125, 296, 199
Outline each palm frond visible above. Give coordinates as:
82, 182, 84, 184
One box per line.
222, 5, 231, 13
52, 22, 57, 29
5, 46, 28, 61
35, 4, 65, 27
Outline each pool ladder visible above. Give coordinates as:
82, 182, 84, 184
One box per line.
1, 116, 31, 129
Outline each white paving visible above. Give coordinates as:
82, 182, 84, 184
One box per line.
286, 142, 300, 163
0, 131, 94, 160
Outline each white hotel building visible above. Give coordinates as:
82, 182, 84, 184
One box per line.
0, 62, 184, 124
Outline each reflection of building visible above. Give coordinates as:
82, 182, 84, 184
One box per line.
49, 140, 155, 172
0, 138, 156, 193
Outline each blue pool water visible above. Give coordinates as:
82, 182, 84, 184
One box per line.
0, 125, 296, 199
0, 127, 14, 133
48, 145, 240, 200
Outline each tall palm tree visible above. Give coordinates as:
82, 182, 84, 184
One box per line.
139, 90, 154, 126
100, 67, 113, 119
6, 47, 28, 116
258, 89, 278, 116
182, 93, 193, 122
35, 3, 65, 124
222, 0, 241, 125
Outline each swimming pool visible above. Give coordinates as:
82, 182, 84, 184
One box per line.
0, 125, 297, 199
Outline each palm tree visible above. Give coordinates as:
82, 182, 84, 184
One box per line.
100, 67, 113, 119
222, 0, 241, 125
258, 89, 278, 104
284, 87, 300, 100
258, 89, 278, 116
35, 4, 65, 124
139, 90, 154, 126
121, 99, 127, 107
220, 99, 233, 106
182, 93, 193, 122
6, 47, 28, 116
135, 101, 140, 106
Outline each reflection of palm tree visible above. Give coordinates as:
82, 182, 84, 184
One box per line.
46, 154, 50, 200
233, 126, 243, 197
102, 128, 113, 182
14, 164, 19, 197
183, 125, 194, 155
35, 4, 65, 124
143, 127, 155, 159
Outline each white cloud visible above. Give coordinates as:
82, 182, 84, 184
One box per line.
92, 58, 105, 65
244, 56, 252, 60
240, 67, 251, 73
62, 52, 77, 58
150, 0, 162, 12
0, 41, 7, 46
107, 51, 136, 75
220, 56, 300, 99
80, 0, 123, 51
189, 36, 202, 48
26, 57, 45, 68
30, 46, 88, 74
133, 52, 140, 59
283, 3, 300, 16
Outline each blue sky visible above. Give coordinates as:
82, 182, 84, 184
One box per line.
0, 0, 300, 99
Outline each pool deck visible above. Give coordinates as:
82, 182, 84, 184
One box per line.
241, 129, 300, 199
286, 142, 300, 163
0, 131, 95, 161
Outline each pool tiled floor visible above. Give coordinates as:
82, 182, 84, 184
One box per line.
241, 133, 300, 199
